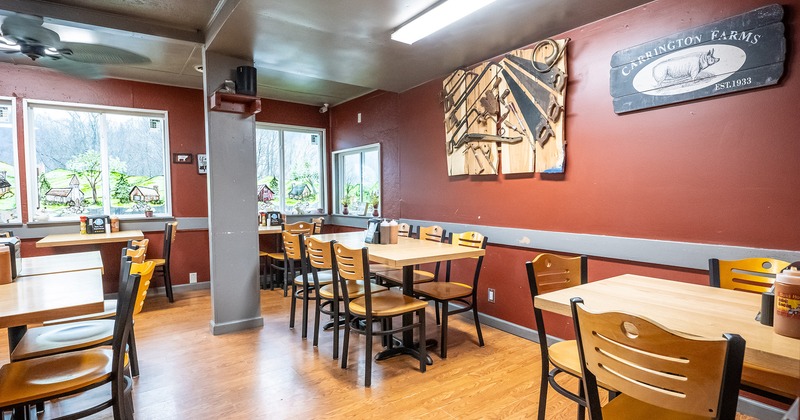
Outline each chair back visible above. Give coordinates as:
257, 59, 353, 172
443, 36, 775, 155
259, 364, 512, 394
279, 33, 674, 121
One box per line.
419, 225, 445, 242
127, 238, 150, 253
112, 259, 140, 386
526, 253, 587, 357
161, 222, 178, 263
709, 257, 789, 294
445, 232, 487, 289
398, 223, 413, 238
305, 236, 333, 271
125, 247, 147, 263
284, 221, 314, 236
130, 261, 156, 316
281, 231, 305, 260
570, 298, 745, 420
333, 243, 375, 316
311, 217, 324, 234
0, 231, 11, 238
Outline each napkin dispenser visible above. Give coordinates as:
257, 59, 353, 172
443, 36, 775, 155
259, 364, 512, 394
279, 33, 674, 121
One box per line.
364, 218, 382, 244
87, 215, 110, 234
0, 236, 21, 279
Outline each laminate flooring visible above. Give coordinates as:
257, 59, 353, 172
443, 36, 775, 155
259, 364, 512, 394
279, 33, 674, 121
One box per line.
0, 287, 759, 419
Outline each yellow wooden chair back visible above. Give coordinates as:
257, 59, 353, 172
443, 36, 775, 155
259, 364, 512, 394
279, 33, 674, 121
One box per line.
311, 217, 324, 234
281, 231, 304, 260
572, 299, 744, 419
450, 231, 485, 260
126, 247, 147, 263
285, 221, 314, 236
531, 253, 586, 295
419, 225, 445, 242
305, 236, 333, 270
710, 257, 789, 294
398, 223, 412, 238
169, 221, 178, 243
333, 242, 366, 281
129, 238, 150, 254
130, 261, 156, 316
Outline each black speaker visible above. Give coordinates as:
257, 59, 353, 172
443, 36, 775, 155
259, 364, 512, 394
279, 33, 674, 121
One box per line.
235, 66, 257, 96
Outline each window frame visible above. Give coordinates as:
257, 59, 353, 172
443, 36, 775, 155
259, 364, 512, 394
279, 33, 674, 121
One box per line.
255, 122, 327, 215
22, 99, 172, 222
332, 143, 381, 216
0, 96, 21, 225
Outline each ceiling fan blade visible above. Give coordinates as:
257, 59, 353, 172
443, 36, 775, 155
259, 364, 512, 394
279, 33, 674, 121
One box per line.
59, 42, 150, 65
1, 14, 61, 47
39, 57, 105, 79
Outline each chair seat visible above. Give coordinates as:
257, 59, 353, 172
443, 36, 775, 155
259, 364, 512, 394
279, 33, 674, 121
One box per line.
318, 280, 388, 300
547, 340, 617, 391
602, 394, 708, 420
293, 270, 334, 286
378, 269, 435, 285
146, 258, 166, 267
43, 299, 117, 325
10, 320, 114, 362
0, 348, 113, 407
349, 289, 428, 317
259, 250, 269, 257
265, 252, 284, 261
413, 282, 472, 301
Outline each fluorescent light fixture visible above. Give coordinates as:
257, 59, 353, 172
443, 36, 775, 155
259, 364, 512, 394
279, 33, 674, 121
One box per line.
391, 0, 497, 45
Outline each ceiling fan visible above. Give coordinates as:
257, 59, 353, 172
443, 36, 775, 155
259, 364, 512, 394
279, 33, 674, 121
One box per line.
0, 13, 150, 79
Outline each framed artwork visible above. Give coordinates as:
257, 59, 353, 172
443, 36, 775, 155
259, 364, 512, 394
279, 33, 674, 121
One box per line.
173, 153, 193, 164
352, 202, 367, 216
197, 153, 208, 174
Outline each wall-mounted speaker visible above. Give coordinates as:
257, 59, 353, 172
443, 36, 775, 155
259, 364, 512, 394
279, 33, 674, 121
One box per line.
236, 66, 257, 96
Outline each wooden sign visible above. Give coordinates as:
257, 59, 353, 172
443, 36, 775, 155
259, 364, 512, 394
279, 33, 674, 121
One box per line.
442, 39, 568, 176
610, 4, 785, 113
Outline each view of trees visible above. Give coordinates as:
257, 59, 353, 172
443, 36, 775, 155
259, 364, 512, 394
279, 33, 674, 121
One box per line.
30, 106, 167, 218
256, 126, 323, 214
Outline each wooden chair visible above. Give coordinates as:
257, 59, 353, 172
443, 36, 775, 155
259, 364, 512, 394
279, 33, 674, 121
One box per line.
376, 225, 444, 286
412, 231, 486, 358
12, 259, 156, 379
709, 257, 789, 294
0, 260, 141, 419
285, 232, 333, 339
570, 297, 746, 420
311, 216, 324, 234
127, 238, 150, 253
333, 242, 427, 387
306, 237, 388, 358
145, 222, 178, 302
265, 221, 315, 295
526, 253, 594, 420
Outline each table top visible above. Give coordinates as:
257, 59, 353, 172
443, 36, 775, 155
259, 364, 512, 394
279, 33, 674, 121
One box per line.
258, 225, 282, 235
313, 231, 485, 268
18, 251, 104, 277
0, 269, 105, 328
36, 230, 144, 248
534, 274, 800, 391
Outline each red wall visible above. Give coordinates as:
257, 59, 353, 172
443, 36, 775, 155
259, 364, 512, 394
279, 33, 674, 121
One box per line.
330, 0, 800, 331
2, 63, 328, 293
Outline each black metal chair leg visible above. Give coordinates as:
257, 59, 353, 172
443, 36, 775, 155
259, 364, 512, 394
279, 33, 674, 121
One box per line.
440, 302, 449, 359
128, 328, 139, 377
289, 283, 298, 329
163, 264, 174, 303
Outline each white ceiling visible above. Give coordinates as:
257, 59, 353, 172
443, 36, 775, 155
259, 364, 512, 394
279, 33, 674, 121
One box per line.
0, 0, 652, 106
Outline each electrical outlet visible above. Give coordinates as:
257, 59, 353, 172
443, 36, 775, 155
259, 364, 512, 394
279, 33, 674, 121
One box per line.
357, 112, 362, 123
189, 272, 197, 284
488, 288, 495, 303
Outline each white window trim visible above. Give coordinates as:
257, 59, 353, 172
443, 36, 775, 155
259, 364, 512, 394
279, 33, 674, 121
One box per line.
255, 122, 327, 215
332, 143, 381, 216
0, 96, 21, 225
23, 99, 172, 221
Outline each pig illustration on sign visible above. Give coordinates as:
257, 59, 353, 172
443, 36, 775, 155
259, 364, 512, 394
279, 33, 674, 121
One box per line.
652, 49, 720, 87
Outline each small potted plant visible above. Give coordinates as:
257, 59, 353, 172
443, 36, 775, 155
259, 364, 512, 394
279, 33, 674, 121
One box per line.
370, 193, 380, 217
340, 197, 350, 215
144, 203, 154, 218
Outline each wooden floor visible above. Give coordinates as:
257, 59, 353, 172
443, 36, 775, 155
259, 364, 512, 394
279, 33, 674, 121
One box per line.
1, 287, 761, 419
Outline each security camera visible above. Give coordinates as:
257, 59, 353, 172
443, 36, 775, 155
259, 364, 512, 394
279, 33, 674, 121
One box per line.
319, 103, 329, 113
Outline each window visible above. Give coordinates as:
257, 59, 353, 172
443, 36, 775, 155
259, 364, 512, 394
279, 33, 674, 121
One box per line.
255, 123, 325, 215
24, 100, 170, 220
0, 97, 20, 224
332, 144, 380, 215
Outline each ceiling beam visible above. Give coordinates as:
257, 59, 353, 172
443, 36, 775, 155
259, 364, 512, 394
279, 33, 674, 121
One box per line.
0, 0, 204, 44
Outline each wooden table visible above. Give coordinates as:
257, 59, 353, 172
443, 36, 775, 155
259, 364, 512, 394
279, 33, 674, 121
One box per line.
258, 225, 281, 235
36, 230, 144, 248
0, 269, 105, 352
314, 231, 486, 362
534, 274, 800, 400
18, 251, 104, 277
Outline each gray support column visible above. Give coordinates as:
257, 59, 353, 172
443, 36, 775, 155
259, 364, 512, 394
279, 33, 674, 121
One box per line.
202, 50, 263, 334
